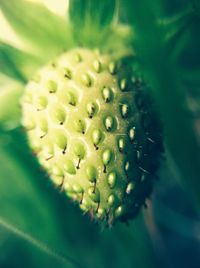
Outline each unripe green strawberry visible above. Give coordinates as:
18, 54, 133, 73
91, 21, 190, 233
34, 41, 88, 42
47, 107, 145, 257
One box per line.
21, 48, 163, 225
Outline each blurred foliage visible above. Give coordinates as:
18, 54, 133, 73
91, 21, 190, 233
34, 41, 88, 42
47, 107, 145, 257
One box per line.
0, 0, 200, 268
0, 42, 41, 82
69, 0, 116, 47
121, 0, 200, 206
0, 0, 75, 61
0, 76, 23, 129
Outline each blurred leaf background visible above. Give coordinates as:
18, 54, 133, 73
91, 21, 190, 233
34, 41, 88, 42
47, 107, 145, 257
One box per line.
0, 0, 200, 267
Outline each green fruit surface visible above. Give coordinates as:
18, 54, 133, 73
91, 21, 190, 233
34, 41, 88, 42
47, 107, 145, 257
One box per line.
21, 48, 162, 224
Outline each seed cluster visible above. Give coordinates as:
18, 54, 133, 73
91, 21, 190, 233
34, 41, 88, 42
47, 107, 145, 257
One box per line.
21, 48, 162, 225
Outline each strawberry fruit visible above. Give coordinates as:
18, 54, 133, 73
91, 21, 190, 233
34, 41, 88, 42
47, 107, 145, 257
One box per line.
21, 48, 163, 225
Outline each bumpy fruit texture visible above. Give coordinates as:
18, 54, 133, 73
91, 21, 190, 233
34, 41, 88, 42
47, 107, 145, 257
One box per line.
21, 48, 162, 225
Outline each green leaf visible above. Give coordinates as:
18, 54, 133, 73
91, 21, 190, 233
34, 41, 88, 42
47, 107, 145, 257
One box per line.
159, 6, 198, 63
158, 5, 200, 78
0, 0, 74, 61
0, 44, 26, 82
69, 0, 116, 47
0, 76, 24, 130
0, 42, 41, 82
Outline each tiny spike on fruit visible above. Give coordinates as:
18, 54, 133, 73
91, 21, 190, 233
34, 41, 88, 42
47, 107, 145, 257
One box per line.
21, 48, 163, 225
102, 87, 113, 103
93, 59, 101, 73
